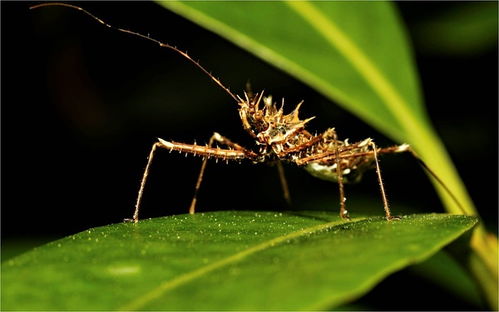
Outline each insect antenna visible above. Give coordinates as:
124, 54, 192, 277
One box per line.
29, 2, 240, 103
407, 148, 468, 215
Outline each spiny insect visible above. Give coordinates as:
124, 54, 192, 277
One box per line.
31, 3, 465, 224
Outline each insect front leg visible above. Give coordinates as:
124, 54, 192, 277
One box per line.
188, 132, 256, 214
128, 141, 166, 223
129, 137, 253, 223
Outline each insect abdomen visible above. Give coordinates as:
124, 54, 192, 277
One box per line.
305, 163, 364, 184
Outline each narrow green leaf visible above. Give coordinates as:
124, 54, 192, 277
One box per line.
2, 211, 477, 310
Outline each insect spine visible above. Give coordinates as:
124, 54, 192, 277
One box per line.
30, 3, 467, 224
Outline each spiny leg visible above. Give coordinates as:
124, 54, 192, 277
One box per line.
276, 160, 291, 205
128, 142, 163, 223
189, 132, 253, 214
130, 138, 251, 223
273, 132, 330, 203
369, 141, 398, 221
188, 134, 217, 215
189, 154, 209, 215
276, 133, 324, 158
300, 142, 457, 219
295, 144, 407, 166
331, 129, 349, 220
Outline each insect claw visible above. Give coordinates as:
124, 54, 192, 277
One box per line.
387, 215, 402, 221
341, 209, 351, 220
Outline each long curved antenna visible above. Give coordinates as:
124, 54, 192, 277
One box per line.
29, 2, 240, 103
407, 147, 468, 215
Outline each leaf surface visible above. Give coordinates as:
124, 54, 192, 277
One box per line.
2, 211, 477, 310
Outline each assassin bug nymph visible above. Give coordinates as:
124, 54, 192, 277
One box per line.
31, 3, 465, 223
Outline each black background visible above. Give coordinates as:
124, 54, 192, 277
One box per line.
1, 2, 497, 310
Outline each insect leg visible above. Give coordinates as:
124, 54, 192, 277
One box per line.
277, 134, 324, 157
188, 135, 217, 215
129, 138, 251, 222
128, 141, 164, 223
331, 129, 349, 220
369, 141, 398, 221
189, 132, 256, 214
276, 161, 291, 205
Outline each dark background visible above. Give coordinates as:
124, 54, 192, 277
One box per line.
1, 2, 497, 310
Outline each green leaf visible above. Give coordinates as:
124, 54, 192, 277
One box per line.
2, 211, 477, 310
1, 238, 58, 262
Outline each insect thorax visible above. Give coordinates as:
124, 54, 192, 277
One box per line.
238, 92, 314, 152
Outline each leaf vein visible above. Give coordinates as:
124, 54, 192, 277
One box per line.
119, 217, 364, 310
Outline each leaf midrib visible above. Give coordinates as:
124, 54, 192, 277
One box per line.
285, 1, 422, 139
119, 217, 362, 310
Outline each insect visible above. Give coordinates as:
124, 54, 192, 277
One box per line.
31, 3, 465, 224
